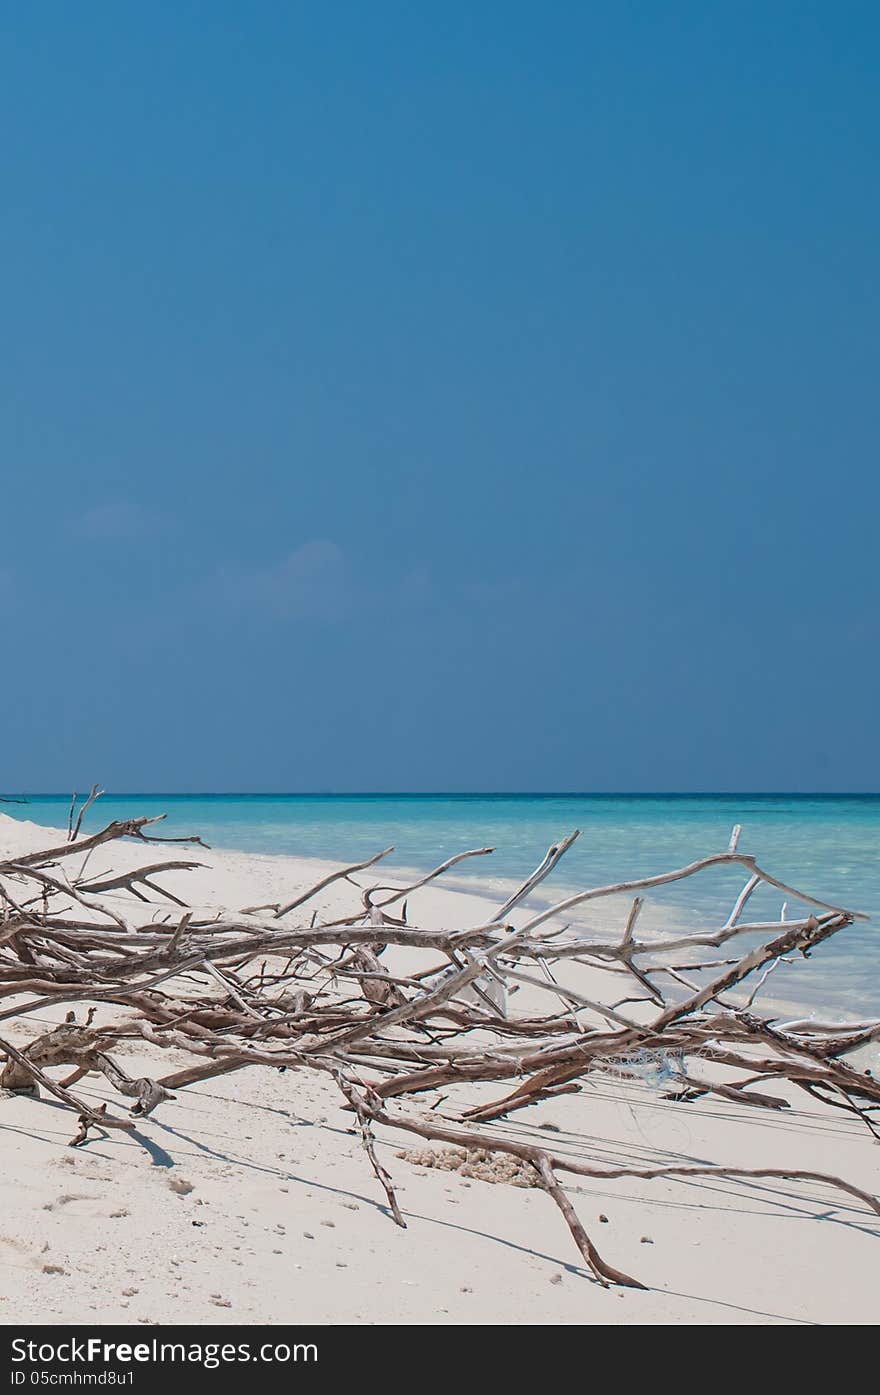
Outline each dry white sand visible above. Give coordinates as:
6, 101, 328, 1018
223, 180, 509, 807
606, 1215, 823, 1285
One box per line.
0, 812, 877, 1326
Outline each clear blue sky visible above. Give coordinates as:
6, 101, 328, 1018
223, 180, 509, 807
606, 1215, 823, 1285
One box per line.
2, 3, 877, 792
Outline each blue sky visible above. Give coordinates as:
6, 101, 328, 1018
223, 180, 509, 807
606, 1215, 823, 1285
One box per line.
1, 2, 877, 791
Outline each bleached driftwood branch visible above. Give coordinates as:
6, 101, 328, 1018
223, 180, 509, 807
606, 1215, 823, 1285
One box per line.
0, 800, 877, 1288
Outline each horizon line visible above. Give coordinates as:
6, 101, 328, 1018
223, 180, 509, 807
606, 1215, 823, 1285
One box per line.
4, 791, 880, 800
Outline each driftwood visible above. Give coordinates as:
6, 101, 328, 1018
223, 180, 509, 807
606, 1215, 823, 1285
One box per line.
0, 798, 878, 1288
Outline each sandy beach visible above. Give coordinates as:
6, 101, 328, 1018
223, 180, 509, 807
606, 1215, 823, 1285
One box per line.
0, 811, 876, 1327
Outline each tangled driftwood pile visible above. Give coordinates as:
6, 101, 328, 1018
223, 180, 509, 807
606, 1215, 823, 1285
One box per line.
1, 799, 878, 1288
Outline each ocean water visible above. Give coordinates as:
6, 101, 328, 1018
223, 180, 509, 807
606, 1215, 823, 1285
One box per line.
2, 793, 878, 1018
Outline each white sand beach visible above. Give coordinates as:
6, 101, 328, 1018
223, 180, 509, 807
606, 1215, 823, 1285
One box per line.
0, 812, 877, 1327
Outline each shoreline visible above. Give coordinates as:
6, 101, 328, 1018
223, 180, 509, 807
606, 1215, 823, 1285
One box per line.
1, 807, 864, 1026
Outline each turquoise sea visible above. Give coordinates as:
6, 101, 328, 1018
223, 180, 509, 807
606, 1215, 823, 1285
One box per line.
2, 793, 878, 1018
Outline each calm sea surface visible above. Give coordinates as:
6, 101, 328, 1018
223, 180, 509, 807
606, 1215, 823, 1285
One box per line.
3, 794, 878, 1017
